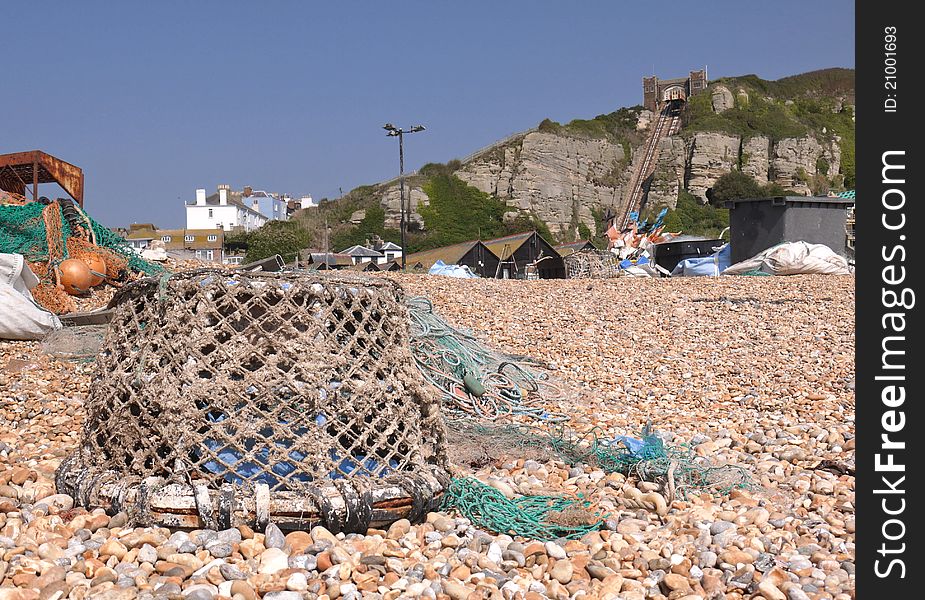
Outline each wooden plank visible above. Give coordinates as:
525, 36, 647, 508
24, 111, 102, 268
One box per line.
59, 309, 114, 326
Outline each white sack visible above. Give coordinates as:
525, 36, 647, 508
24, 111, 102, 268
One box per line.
0, 253, 62, 340
723, 242, 853, 276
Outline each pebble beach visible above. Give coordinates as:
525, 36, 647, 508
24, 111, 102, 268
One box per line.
1, 273, 855, 600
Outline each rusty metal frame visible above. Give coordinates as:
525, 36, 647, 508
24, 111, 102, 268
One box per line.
0, 150, 84, 206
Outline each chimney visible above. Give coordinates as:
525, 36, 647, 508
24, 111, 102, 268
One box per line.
196, 189, 206, 206
243, 185, 253, 197
219, 189, 228, 205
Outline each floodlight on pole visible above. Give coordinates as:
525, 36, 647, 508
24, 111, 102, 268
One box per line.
383, 123, 426, 270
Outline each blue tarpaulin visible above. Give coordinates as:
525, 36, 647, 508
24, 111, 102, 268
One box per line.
429, 260, 479, 278
670, 243, 731, 277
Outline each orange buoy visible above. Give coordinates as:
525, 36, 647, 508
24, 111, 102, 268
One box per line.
83, 253, 107, 286
58, 258, 93, 296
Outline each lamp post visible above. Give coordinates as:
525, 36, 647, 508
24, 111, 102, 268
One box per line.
384, 123, 425, 270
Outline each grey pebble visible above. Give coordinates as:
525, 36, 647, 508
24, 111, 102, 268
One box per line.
109, 511, 129, 528
304, 541, 331, 555
710, 521, 736, 535
154, 582, 182, 596
206, 543, 232, 558
216, 528, 242, 544
754, 553, 776, 572
501, 549, 525, 567
168, 532, 190, 545
788, 587, 812, 600
406, 564, 425, 581
289, 554, 317, 571
264, 522, 286, 549
218, 564, 246, 581
194, 530, 218, 546
699, 551, 718, 568
84, 539, 103, 551
138, 544, 158, 564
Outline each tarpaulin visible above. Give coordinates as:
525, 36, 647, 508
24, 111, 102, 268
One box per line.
723, 242, 853, 276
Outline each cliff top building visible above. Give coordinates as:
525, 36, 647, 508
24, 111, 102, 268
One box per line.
642, 68, 708, 112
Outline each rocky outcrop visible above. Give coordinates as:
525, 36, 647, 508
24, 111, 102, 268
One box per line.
455, 132, 630, 236
380, 185, 429, 229
736, 89, 749, 107
741, 136, 770, 184
647, 137, 687, 209
711, 86, 735, 113
686, 133, 741, 201
636, 109, 656, 131
771, 137, 841, 196
368, 118, 845, 236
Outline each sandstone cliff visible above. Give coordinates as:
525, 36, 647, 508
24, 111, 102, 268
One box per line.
377, 126, 843, 237
369, 69, 853, 239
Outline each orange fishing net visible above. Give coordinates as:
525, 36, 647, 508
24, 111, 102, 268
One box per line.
66, 237, 128, 282
28, 262, 77, 315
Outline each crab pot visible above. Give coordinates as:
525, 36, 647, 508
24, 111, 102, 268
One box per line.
56, 270, 449, 532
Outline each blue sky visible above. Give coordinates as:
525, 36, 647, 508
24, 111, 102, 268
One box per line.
2, 1, 854, 228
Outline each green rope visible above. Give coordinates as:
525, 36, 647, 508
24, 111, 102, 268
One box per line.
407, 296, 568, 422
441, 477, 603, 541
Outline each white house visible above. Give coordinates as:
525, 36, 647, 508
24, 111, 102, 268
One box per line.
376, 241, 403, 264
241, 190, 289, 222
186, 186, 269, 232
340, 245, 385, 265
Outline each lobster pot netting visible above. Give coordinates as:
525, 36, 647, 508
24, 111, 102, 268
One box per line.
564, 250, 621, 279
60, 270, 449, 530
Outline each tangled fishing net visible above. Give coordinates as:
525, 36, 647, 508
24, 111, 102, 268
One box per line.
442, 477, 603, 541
0, 199, 164, 313
449, 419, 752, 498
407, 296, 568, 423
440, 419, 753, 539
41, 324, 109, 361
404, 297, 752, 538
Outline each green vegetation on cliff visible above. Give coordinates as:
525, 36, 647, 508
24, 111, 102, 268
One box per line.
682, 68, 855, 187
661, 191, 729, 239
539, 106, 645, 147
282, 164, 557, 259
417, 174, 510, 248
415, 171, 555, 251
717, 68, 855, 101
